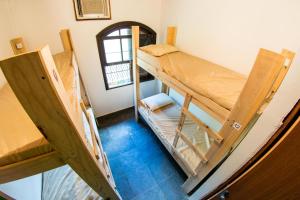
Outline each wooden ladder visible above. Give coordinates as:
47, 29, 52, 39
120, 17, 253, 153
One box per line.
172, 94, 224, 175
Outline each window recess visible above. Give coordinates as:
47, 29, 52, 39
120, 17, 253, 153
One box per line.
96, 21, 156, 90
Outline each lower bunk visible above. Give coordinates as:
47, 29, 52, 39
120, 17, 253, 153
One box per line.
138, 93, 213, 176
42, 165, 101, 200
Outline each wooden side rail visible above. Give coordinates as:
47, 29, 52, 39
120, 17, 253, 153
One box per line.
132, 26, 140, 121
0, 151, 64, 183
60, 29, 92, 108
173, 94, 192, 147
80, 101, 100, 160
0, 47, 120, 200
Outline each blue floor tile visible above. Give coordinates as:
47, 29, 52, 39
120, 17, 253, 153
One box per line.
158, 173, 188, 200
108, 148, 145, 177
148, 154, 177, 183
100, 117, 188, 200
132, 185, 166, 200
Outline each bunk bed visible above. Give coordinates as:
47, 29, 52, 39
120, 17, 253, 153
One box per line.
132, 26, 295, 193
0, 30, 120, 200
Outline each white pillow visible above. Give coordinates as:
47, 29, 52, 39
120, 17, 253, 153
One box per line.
140, 44, 178, 57
141, 93, 174, 111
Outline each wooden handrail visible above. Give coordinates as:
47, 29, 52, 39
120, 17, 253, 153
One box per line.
182, 107, 223, 144
176, 129, 208, 163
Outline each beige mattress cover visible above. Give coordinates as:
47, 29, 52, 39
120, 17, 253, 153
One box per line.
0, 52, 79, 166
141, 50, 247, 110
140, 103, 211, 172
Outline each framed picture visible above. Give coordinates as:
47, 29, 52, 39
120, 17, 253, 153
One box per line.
73, 0, 111, 20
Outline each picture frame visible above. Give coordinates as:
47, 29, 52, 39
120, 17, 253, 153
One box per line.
73, 0, 111, 21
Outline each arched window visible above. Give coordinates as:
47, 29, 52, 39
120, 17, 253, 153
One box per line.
96, 21, 156, 90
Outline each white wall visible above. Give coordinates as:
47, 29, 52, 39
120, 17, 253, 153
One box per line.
0, 0, 13, 88
160, 0, 300, 199
0, 175, 42, 200
5, 0, 162, 117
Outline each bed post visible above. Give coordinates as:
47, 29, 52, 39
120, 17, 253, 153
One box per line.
161, 26, 177, 94
60, 29, 74, 52
166, 26, 177, 46
132, 26, 140, 121
60, 29, 92, 107
183, 48, 294, 193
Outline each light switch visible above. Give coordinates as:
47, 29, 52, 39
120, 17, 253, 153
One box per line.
16, 43, 23, 49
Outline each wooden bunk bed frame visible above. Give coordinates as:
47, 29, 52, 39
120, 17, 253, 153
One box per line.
132, 26, 295, 193
0, 30, 121, 200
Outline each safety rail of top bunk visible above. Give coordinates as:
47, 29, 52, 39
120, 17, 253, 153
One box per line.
1, 35, 120, 199
132, 25, 295, 193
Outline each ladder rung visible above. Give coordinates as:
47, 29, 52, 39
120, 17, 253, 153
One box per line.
176, 128, 208, 163
182, 107, 223, 144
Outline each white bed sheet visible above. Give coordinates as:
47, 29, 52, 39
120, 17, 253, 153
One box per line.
139, 103, 212, 172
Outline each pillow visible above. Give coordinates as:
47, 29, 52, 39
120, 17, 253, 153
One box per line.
141, 93, 174, 111
140, 44, 178, 57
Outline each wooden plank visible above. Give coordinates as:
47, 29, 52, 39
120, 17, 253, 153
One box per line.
132, 26, 140, 121
10, 37, 27, 55
173, 94, 191, 147
182, 107, 223, 144
80, 101, 100, 160
60, 29, 92, 107
103, 153, 116, 188
0, 46, 120, 200
0, 151, 64, 183
166, 26, 177, 46
176, 129, 208, 163
183, 48, 289, 193
161, 82, 169, 94
60, 29, 73, 52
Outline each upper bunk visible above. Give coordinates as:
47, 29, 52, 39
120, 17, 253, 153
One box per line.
134, 28, 295, 123
0, 51, 79, 167
138, 46, 246, 111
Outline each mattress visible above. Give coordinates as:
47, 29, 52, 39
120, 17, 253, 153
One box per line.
0, 52, 90, 166
0, 84, 52, 166
139, 49, 247, 110
139, 103, 212, 172
42, 165, 101, 200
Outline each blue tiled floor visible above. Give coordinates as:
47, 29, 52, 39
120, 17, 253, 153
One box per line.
99, 118, 188, 200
